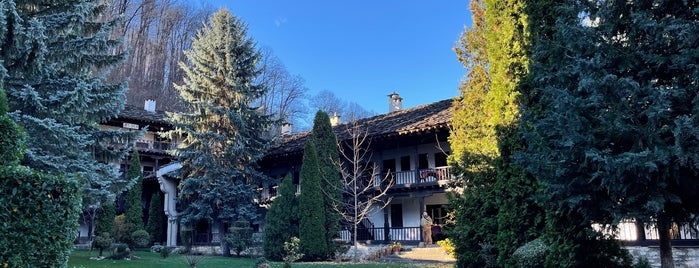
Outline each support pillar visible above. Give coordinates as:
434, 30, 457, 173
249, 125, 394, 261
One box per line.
157, 162, 181, 247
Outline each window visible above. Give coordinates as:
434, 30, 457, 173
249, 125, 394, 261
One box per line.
391, 204, 403, 227
400, 156, 411, 171
382, 159, 396, 174
434, 152, 448, 167
418, 153, 429, 169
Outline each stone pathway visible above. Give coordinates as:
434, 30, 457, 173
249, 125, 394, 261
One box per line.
379, 246, 456, 267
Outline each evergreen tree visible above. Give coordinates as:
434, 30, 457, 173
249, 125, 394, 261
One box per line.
311, 110, 342, 258
124, 149, 144, 237
0, 0, 139, 222
298, 140, 327, 260
448, 0, 544, 266
168, 9, 274, 257
520, 1, 699, 267
146, 192, 163, 245
94, 199, 115, 237
263, 174, 299, 261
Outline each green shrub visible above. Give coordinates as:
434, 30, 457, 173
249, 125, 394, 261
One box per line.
131, 229, 150, 248
633, 257, 651, 268
226, 218, 253, 256
283, 237, 304, 268
0, 165, 82, 267
110, 243, 131, 260
160, 246, 172, 258
513, 238, 548, 268
253, 257, 269, 268
180, 228, 193, 253
0, 116, 26, 166
112, 215, 129, 243
93, 232, 114, 256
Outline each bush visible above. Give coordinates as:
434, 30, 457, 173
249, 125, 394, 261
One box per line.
110, 243, 131, 260
112, 215, 129, 244
160, 246, 172, 258
131, 229, 150, 248
0, 116, 26, 165
0, 166, 82, 267
253, 257, 269, 268
283, 237, 304, 268
226, 218, 253, 256
633, 257, 651, 268
93, 232, 114, 256
437, 238, 456, 258
180, 228, 193, 253
513, 238, 548, 268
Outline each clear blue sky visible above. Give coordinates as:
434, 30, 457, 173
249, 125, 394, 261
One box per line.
205, 0, 471, 114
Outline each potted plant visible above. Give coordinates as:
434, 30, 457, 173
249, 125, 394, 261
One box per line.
391, 241, 402, 254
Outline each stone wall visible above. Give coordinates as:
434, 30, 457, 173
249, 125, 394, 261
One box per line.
625, 247, 699, 268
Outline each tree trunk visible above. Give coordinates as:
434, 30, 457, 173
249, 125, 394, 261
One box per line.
657, 215, 675, 268
353, 222, 358, 262
219, 222, 230, 257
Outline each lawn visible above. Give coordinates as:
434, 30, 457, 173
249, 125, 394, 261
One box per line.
67, 250, 431, 268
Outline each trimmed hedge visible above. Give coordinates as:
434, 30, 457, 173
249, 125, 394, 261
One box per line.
0, 166, 82, 267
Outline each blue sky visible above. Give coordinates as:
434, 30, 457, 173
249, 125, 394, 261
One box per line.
205, 0, 471, 114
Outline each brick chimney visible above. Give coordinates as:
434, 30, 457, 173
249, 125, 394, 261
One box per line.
388, 92, 402, 112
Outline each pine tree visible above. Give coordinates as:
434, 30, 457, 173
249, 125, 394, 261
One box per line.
263, 174, 299, 261
520, 1, 699, 267
0, 0, 139, 224
124, 149, 144, 238
298, 140, 327, 260
168, 9, 274, 257
311, 110, 342, 258
146, 192, 163, 245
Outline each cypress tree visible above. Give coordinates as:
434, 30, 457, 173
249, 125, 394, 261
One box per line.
94, 199, 116, 237
311, 110, 342, 258
298, 140, 327, 260
146, 192, 163, 245
124, 149, 144, 236
263, 174, 299, 261
168, 9, 274, 257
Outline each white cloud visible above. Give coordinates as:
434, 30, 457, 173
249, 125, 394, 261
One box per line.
274, 17, 287, 27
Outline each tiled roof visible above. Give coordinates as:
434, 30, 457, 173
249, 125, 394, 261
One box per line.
267, 98, 454, 157
117, 105, 169, 124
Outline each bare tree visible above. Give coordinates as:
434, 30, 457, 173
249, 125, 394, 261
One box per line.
327, 121, 394, 262
310, 90, 374, 124
255, 47, 309, 132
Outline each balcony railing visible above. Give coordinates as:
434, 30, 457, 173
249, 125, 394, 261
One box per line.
135, 140, 175, 153
340, 227, 422, 242
381, 166, 453, 186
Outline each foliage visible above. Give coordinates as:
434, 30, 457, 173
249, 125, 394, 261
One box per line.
93, 232, 114, 257
1, 0, 140, 217
147, 192, 164, 245
95, 199, 116, 238
113, 215, 130, 243
254, 257, 270, 268
110, 244, 131, 260
0, 90, 25, 166
436, 238, 455, 258
512, 238, 548, 268
168, 9, 274, 257
263, 174, 299, 261
124, 149, 144, 245
298, 140, 328, 260
180, 228, 193, 253
160, 246, 172, 258
519, 1, 699, 266
283, 237, 304, 268
0, 165, 82, 267
131, 229, 151, 248
633, 257, 651, 268
184, 254, 207, 268
312, 111, 343, 259
226, 218, 254, 256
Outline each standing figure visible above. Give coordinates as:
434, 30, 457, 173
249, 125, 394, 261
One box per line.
421, 211, 433, 246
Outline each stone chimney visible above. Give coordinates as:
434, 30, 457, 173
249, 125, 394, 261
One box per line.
330, 113, 341, 126
388, 92, 402, 112
144, 99, 156, 113
281, 122, 293, 136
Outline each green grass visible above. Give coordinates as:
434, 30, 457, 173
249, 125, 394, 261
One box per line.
67, 249, 433, 268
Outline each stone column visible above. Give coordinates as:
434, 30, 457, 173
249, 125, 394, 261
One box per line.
157, 162, 181, 247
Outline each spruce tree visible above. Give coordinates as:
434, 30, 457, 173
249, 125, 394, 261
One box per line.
298, 140, 327, 260
168, 9, 274, 257
520, 1, 699, 266
0, 0, 139, 222
146, 192, 163, 245
124, 149, 144, 237
311, 110, 342, 258
263, 174, 299, 261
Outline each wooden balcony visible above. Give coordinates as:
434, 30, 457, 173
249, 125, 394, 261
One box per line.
377, 166, 454, 188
